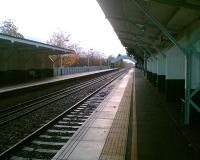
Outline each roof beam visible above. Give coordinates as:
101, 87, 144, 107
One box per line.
120, 37, 153, 45
116, 29, 163, 51
0, 48, 61, 54
123, 41, 157, 54
0, 33, 74, 54
133, 0, 185, 54
137, 47, 148, 56
120, 36, 164, 50
108, 15, 178, 33
123, 41, 151, 48
128, 48, 144, 61
142, 46, 154, 56
124, 42, 143, 48
149, 0, 200, 11
107, 15, 154, 27
115, 29, 158, 40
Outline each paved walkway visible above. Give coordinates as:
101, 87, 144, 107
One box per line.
135, 69, 197, 160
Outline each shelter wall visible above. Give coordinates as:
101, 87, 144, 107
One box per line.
0, 52, 53, 84
147, 21, 200, 101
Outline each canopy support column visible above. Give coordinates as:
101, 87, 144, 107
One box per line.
133, 0, 200, 125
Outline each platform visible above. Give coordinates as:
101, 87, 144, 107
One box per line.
135, 69, 199, 160
0, 69, 115, 94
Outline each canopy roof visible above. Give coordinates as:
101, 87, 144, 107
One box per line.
97, 0, 200, 62
0, 33, 75, 55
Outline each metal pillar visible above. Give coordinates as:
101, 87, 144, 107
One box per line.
185, 52, 192, 124
57, 54, 59, 76
138, 47, 148, 76
144, 54, 147, 76
60, 54, 63, 76
133, 0, 200, 125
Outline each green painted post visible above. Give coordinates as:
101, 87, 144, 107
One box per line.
143, 53, 147, 76
184, 51, 191, 125
132, 0, 200, 125
133, 0, 193, 125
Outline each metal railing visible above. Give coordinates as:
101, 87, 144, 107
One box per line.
54, 66, 109, 76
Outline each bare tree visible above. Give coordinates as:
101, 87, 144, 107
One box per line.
47, 32, 84, 53
0, 19, 24, 38
47, 31, 107, 67
47, 31, 81, 67
47, 31, 70, 48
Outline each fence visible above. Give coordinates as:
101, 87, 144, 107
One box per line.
54, 66, 109, 76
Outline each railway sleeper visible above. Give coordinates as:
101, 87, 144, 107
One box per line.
53, 124, 79, 129
24, 143, 61, 151
32, 141, 65, 146
62, 117, 87, 122
58, 121, 83, 126
39, 135, 71, 140
10, 155, 44, 160
47, 129, 76, 134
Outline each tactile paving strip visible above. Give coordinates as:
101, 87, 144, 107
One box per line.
99, 72, 133, 160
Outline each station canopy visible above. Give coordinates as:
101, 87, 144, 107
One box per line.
97, 0, 200, 63
0, 33, 75, 55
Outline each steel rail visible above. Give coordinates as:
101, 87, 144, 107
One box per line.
0, 70, 127, 159
0, 74, 107, 114
0, 71, 121, 126
0, 75, 106, 118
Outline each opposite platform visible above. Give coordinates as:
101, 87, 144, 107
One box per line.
52, 69, 135, 160
0, 69, 115, 94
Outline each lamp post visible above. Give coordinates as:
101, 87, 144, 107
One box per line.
100, 53, 104, 67
87, 53, 90, 67
99, 55, 101, 66
88, 49, 94, 71
88, 49, 93, 67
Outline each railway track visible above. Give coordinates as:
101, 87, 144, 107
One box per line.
0, 70, 122, 127
0, 69, 127, 159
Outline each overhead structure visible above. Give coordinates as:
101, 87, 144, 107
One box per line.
0, 33, 75, 83
0, 33, 74, 55
97, 0, 200, 125
97, 0, 200, 62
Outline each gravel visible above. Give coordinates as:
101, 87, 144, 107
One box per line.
0, 71, 120, 153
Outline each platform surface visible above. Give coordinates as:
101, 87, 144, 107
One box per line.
0, 69, 114, 94
135, 69, 197, 160
52, 69, 134, 160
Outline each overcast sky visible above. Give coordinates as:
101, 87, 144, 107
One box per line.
0, 0, 126, 57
